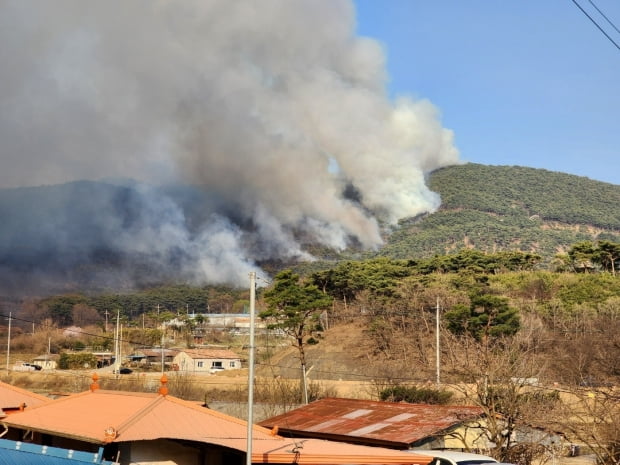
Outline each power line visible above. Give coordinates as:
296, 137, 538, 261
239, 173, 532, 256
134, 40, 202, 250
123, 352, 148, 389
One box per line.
571, 0, 620, 51
587, 0, 620, 35
1, 311, 419, 384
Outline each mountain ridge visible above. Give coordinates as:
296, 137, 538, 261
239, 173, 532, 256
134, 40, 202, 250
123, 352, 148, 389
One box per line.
1, 163, 619, 295
375, 163, 620, 264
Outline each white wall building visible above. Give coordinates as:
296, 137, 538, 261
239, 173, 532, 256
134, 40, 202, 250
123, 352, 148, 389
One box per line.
173, 348, 241, 373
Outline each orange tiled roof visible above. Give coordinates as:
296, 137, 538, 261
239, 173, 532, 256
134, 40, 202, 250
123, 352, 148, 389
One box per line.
249, 438, 433, 464
0, 381, 50, 415
2, 388, 273, 446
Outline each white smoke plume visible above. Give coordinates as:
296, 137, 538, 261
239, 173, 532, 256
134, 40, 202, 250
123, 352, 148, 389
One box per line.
0, 0, 459, 290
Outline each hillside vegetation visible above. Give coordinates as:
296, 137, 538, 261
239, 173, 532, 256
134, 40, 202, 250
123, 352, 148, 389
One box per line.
378, 164, 620, 263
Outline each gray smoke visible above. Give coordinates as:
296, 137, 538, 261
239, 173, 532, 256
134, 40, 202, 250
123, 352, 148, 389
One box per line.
0, 0, 459, 289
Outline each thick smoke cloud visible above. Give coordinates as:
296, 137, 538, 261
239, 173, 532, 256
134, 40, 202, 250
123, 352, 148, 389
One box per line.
0, 0, 459, 291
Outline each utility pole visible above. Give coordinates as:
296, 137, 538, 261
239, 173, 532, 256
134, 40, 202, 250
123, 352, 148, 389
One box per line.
302, 363, 309, 405
114, 310, 120, 376
158, 302, 165, 372
436, 297, 441, 386
46, 337, 51, 368
6, 312, 11, 372
161, 333, 165, 373
246, 271, 256, 465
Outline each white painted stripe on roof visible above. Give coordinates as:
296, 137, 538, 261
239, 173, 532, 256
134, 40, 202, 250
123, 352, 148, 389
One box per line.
342, 409, 372, 419
385, 413, 415, 422
307, 419, 346, 432
349, 422, 389, 436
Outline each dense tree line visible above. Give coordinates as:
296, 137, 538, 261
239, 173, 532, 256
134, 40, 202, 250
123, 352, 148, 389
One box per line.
429, 164, 620, 229
376, 164, 620, 264
30, 285, 250, 329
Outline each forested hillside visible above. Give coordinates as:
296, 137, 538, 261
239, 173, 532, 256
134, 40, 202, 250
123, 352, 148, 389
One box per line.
378, 164, 620, 264
1, 165, 619, 295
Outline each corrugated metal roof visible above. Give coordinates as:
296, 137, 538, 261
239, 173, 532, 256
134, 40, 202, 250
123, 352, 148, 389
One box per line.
0, 438, 115, 464
139, 349, 177, 357
259, 397, 484, 448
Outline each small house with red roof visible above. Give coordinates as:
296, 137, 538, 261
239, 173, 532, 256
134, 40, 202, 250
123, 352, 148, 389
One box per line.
259, 397, 490, 450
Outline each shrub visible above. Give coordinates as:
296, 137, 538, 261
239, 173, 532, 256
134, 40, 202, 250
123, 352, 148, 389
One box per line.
379, 385, 453, 404
58, 352, 98, 369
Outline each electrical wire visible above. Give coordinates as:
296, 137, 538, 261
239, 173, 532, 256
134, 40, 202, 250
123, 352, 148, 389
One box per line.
0, 311, 430, 386
586, 0, 620, 35
571, 0, 620, 51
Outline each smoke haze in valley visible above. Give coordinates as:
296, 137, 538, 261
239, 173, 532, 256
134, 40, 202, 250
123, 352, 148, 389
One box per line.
0, 0, 459, 294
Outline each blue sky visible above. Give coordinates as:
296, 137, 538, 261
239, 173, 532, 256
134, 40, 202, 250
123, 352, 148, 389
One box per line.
354, 1, 620, 185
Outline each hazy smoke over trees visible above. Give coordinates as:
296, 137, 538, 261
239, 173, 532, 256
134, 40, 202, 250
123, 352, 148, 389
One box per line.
0, 0, 459, 293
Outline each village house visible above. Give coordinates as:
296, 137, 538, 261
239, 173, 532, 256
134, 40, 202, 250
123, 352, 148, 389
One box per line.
259, 398, 567, 459
173, 348, 241, 373
192, 313, 267, 334
128, 348, 177, 368
32, 353, 60, 370
0, 375, 433, 465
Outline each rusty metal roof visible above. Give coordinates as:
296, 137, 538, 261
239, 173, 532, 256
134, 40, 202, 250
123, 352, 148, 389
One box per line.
259, 397, 484, 448
139, 348, 177, 357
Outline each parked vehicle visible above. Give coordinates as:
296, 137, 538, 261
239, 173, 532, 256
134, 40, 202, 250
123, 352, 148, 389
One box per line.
407, 450, 500, 465
112, 367, 133, 375
12, 362, 39, 372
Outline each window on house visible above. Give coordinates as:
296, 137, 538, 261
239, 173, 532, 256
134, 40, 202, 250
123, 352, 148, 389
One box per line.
212, 362, 223, 368
229, 361, 236, 368
197, 361, 203, 368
